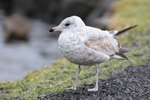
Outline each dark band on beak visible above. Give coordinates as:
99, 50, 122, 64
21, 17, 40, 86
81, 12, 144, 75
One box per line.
49, 28, 54, 32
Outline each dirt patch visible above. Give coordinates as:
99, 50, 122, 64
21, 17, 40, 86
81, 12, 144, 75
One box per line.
43, 65, 150, 100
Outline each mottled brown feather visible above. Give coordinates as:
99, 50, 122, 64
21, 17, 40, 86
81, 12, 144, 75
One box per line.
85, 37, 119, 56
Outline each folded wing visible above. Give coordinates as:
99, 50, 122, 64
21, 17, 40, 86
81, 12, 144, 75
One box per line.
85, 37, 119, 56
84, 25, 137, 59
85, 37, 131, 60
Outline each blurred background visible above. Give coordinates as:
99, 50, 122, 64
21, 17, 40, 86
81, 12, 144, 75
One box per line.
0, 0, 115, 80
0, 0, 150, 98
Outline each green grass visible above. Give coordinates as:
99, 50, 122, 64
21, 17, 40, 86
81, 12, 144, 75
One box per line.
0, 59, 133, 99
108, 0, 150, 65
0, 0, 150, 99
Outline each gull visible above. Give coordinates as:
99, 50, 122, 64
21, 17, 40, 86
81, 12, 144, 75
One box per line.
49, 16, 137, 91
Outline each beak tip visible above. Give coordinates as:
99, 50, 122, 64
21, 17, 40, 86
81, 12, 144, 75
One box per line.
49, 29, 54, 32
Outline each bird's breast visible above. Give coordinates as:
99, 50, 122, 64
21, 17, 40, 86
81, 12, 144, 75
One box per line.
58, 32, 89, 64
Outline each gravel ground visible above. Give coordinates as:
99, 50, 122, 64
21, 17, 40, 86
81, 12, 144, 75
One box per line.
43, 65, 150, 100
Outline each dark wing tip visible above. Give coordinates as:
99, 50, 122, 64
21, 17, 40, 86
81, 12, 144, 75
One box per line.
116, 25, 138, 36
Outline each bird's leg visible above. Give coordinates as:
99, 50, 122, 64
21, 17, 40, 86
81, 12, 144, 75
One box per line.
88, 64, 99, 91
67, 65, 81, 90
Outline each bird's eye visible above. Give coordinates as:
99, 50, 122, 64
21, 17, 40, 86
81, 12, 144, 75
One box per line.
65, 23, 70, 26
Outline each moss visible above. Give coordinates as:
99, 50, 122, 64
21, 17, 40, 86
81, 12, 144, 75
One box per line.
0, 0, 150, 99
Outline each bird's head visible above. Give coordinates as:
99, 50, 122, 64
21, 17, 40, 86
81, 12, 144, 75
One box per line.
49, 16, 85, 32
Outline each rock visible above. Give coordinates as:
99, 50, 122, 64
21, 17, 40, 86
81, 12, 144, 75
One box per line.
1, 0, 116, 32
3, 14, 29, 42
0, 0, 13, 15
1, 0, 116, 29
12, 0, 104, 25
86, 0, 115, 29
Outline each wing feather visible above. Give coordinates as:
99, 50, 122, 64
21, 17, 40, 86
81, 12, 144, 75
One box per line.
85, 37, 119, 56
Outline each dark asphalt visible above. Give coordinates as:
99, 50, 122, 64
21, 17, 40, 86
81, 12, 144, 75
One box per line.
43, 65, 150, 100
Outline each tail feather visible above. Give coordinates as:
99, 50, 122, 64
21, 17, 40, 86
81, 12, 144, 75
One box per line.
117, 48, 131, 54
117, 54, 130, 60
109, 25, 137, 60
111, 54, 130, 60
116, 25, 137, 36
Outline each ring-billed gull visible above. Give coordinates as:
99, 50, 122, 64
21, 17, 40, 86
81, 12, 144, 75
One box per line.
49, 16, 137, 91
